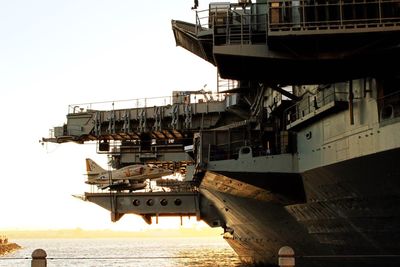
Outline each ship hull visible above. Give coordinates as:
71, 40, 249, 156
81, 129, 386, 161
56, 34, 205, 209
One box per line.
200, 147, 400, 266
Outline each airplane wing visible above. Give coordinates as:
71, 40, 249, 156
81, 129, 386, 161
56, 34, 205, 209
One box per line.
111, 165, 173, 181
99, 181, 147, 191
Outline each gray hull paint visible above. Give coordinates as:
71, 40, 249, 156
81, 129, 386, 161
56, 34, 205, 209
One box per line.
201, 147, 400, 266
200, 187, 324, 266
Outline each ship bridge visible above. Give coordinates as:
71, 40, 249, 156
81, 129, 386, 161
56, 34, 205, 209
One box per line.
172, 0, 400, 84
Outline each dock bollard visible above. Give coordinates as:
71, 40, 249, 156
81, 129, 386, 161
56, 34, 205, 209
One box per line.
278, 246, 295, 267
31, 248, 47, 267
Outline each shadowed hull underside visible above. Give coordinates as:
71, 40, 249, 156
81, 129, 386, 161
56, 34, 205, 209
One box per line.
200, 147, 400, 266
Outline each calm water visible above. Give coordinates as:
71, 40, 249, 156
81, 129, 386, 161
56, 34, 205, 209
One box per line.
0, 237, 245, 267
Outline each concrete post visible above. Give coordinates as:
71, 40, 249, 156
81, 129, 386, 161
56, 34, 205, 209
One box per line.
278, 246, 295, 267
31, 248, 47, 267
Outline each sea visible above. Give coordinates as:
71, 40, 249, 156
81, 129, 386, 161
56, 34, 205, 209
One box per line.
0, 237, 245, 267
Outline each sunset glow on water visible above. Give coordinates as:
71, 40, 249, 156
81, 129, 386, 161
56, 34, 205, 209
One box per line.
0, 237, 243, 267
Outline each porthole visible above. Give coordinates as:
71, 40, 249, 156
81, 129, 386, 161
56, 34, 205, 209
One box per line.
133, 199, 141, 206
146, 199, 154, 206
174, 199, 182, 206
241, 147, 250, 154
160, 199, 168, 206
381, 105, 394, 120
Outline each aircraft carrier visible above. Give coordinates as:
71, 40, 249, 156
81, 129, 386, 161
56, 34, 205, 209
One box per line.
43, 1, 400, 266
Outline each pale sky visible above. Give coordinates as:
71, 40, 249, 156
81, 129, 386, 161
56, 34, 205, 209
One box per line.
0, 0, 217, 231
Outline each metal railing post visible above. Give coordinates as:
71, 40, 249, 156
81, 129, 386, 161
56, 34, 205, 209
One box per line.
378, 0, 382, 24
31, 249, 47, 267
278, 246, 295, 267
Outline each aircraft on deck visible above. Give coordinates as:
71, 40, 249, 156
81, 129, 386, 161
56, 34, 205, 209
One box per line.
85, 158, 173, 191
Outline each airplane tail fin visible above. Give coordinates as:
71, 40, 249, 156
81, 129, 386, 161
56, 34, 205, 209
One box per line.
86, 158, 106, 174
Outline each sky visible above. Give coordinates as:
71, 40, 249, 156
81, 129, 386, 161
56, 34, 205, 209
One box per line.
0, 0, 218, 231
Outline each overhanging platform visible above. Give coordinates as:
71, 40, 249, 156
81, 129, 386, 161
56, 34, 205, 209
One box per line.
84, 191, 201, 224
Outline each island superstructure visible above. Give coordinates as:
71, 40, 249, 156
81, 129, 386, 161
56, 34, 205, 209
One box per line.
43, 1, 400, 266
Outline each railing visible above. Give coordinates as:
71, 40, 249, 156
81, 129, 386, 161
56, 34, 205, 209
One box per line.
208, 140, 247, 161
68, 96, 173, 113
6, 248, 222, 267
284, 86, 348, 127
68, 92, 229, 114
217, 74, 239, 92
195, 8, 211, 34
268, 0, 400, 33
378, 90, 400, 121
195, 1, 400, 43
195, 3, 268, 45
